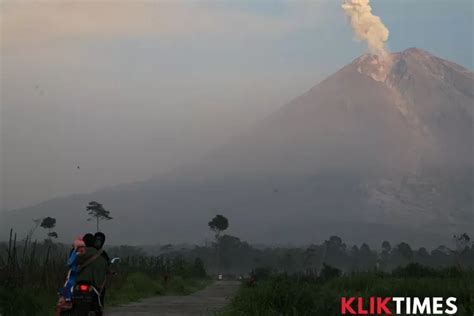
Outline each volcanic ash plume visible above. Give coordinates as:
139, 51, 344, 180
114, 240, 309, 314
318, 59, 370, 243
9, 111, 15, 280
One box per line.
342, 0, 389, 59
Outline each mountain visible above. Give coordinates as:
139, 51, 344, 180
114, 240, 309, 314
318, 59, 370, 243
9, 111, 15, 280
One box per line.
3, 48, 473, 247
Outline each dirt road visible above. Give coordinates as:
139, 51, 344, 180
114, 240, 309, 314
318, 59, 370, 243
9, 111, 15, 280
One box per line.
106, 280, 240, 316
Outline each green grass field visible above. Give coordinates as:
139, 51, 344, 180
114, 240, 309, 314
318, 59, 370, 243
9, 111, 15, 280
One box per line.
222, 265, 474, 316
0, 232, 211, 316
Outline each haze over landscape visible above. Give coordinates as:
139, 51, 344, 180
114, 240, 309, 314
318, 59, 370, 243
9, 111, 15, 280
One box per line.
1, 0, 473, 246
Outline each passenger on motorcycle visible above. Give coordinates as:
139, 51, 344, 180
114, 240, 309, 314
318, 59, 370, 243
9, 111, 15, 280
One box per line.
75, 234, 109, 291
56, 236, 86, 315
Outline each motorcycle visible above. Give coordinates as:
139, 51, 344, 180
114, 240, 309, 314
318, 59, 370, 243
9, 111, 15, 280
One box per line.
70, 281, 103, 316
59, 257, 120, 316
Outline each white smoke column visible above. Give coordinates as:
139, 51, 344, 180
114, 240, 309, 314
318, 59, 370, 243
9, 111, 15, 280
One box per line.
342, 0, 389, 58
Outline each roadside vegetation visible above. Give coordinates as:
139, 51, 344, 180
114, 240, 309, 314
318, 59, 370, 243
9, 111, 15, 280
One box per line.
222, 265, 474, 315
2, 212, 473, 315
179, 233, 474, 275
0, 229, 210, 316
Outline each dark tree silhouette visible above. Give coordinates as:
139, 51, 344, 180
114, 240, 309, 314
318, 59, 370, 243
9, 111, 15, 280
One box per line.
380, 240, 392, 270
208, 214, 229, 239
415, 247, 431, 266
323, 236, 348, 270
358, 243, 377, 271
208, 215, 229, 272
454, 233, 471, 253
382, 241, 392, 253
397, 242, 414, 260
304, 244, 324, 270
86, 201, 112, 231
454, 233, 471, 268
319, 263, 341, 281
40, 216, 58, 239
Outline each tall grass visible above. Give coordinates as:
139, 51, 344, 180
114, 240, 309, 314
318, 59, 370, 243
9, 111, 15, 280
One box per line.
0, 229, 69, 315
223, 265, 474, 316
0, 230, 210, 316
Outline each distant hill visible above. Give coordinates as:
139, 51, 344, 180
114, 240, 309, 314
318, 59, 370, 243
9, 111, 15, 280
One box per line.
4, 48, 473, 247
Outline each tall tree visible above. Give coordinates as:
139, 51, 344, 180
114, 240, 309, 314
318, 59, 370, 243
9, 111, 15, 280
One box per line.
323, 236, 348, 271
358, 243, 377, 271
208, 214, 229, 272
454, 233, 471, 253
208, 214, 229, 239
86, 201, 112, 231
40, 216, 58, 239
454, 233, 471, 268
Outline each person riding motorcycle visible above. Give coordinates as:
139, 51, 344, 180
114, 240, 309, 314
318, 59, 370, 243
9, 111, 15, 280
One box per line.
74, 234, 108, 311
94, 232, 110, 263
93, 232, 111, 305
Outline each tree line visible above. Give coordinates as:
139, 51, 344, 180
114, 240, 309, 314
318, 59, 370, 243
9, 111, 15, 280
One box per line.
170, 214, 474, 275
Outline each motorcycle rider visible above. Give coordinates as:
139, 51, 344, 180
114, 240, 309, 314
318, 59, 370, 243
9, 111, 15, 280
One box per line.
94, 232, 110, 263
93, 232, 111, 305
75, 233, 108, 314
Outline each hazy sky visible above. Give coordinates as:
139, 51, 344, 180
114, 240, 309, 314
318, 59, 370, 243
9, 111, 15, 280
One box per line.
1, 0, 473, 211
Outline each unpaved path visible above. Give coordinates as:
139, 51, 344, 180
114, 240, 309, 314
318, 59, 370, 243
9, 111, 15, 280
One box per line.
106, 281, 240, 316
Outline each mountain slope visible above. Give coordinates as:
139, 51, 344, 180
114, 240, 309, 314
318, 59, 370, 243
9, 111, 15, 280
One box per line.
4, 48, 473, 246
